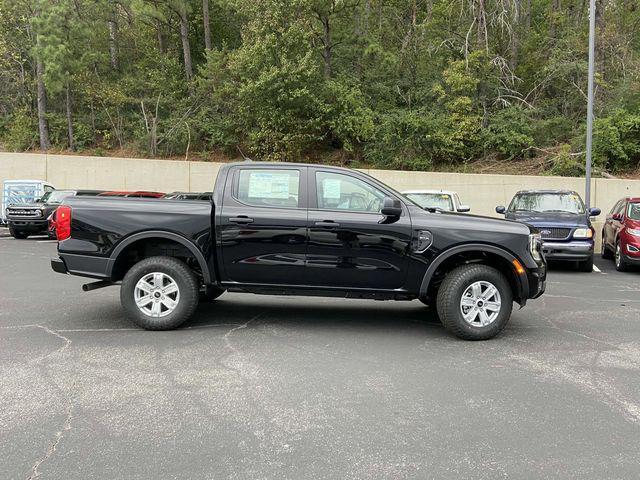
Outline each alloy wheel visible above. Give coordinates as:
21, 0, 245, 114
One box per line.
134, 272, 180, 317
459, 281, 502, 327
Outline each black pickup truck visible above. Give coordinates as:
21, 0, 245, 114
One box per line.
51, 162, 546, 340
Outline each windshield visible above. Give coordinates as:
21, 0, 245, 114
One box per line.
509, 192, 585, 214
404, 193, 454, 211
41, 190, 75, 204
628, 203, 640, 220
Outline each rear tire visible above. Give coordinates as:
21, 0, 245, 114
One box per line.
121, 256, 199, 330
436, 264, 513, 340
578, 255, 594, 272
9, 225, 28, 239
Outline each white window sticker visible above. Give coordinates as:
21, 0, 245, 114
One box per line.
248, 172, 291, 199
322, 178, 342, 199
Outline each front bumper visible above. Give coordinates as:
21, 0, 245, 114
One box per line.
541, 240, 593, 260
525, 264, 546, 301
8, 219, 48, 232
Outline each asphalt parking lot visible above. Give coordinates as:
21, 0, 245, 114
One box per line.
1, 228, 639, 479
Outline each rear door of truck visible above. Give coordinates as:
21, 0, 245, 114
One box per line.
217, 165, 309, 285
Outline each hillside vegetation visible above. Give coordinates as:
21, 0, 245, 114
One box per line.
1, 0, 639, 176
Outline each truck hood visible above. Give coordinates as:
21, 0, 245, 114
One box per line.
505, 211, 588, 228
411, 207, 531, 235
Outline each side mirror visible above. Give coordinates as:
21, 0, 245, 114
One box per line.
589, 207, 601, 217
381, 197, 402, 217
612, 212, 623, 221
495, 206, 506, 214
457, 205, 471, 213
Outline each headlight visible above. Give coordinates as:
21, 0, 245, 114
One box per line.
627, 228, 640, 237
529, 233, 542, 262
572, 228, 593, 239
35, 209, 43, 217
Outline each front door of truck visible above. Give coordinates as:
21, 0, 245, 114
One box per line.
306, 169, 412, 290
219, 166, 308, 285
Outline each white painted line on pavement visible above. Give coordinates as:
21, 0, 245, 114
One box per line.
593, 264, 602, 273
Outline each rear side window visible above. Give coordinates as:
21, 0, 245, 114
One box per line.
237, 169, 300, 208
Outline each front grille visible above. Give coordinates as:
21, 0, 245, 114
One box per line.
7, 209, 41, 217
539, 227, 571, 240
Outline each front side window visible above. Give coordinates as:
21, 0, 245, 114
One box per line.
628, 203, 640, 220
508, 192, 585, 214
404, 193, 454, 211
316, 171, 386, 213
237, 169, 300, 208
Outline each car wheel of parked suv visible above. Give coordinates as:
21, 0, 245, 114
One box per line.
436, 264, 513, 340
121, 256, 199, 330
8, 225, 29, 239
601, 235, 613, 259
615, 242, 628, 272
578, 255, 594, 272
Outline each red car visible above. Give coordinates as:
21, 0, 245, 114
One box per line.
97, 191, 165, 198
601, 197, 640, 271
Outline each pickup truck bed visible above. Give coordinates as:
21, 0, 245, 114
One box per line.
52, 162, 546, 340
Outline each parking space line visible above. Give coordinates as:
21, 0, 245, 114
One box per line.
593, 264, 601, 273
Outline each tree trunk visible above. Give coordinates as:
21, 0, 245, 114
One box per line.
65, 82, 74, 150
320, 15, 332, 78
178, 4, 193, 80
596, 0, 606, 79
35, 55, 50, 150
108, 4, 119, 70
157, 20, 166, 53
476, 0, 488, 51
203, 0, 212, 51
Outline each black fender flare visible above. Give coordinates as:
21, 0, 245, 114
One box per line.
106, 231, 212, 284
419, 243, 528, 301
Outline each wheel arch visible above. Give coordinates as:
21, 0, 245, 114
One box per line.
107, 231, 212, 284
419, 243, 529, 305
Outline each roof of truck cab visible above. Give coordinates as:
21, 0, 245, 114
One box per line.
224, 161, 358, 170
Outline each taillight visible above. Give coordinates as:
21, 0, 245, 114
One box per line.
56, 205, 72, 241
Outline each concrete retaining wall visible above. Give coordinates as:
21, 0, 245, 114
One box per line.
3, 152, 640, 246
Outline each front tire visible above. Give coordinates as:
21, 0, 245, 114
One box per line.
436, 264, 513, 340
615, 241, 629, 272
578, 255, 594, 272
121, 256, 199, 330
9, 225, 28, 239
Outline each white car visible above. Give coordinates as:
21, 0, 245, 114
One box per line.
402, 189, 470, 213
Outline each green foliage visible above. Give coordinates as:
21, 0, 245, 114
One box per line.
1, 109, 38, 151
549, 144, 585, 177
482, 107, 534, 158
590, 109, 640, 172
